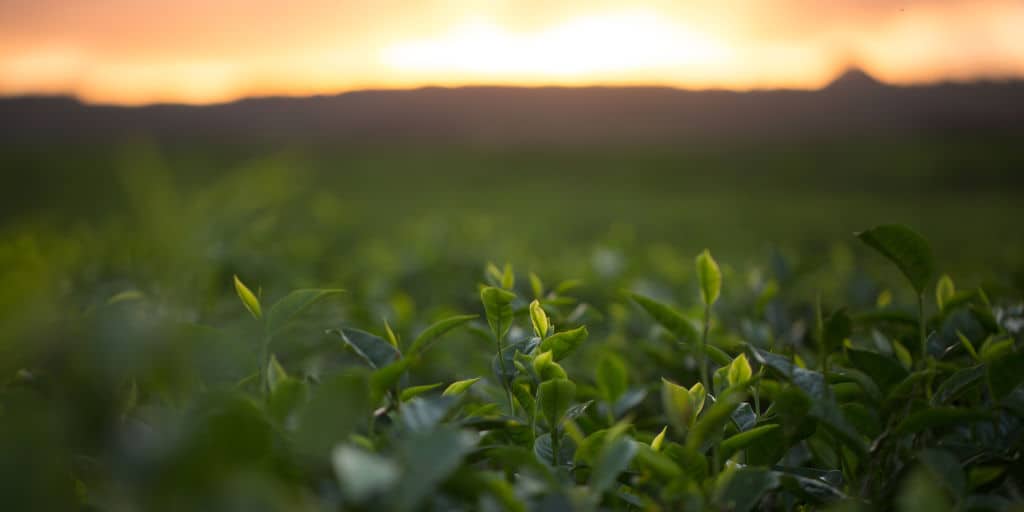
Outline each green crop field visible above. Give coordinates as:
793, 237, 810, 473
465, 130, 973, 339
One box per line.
0, 138, 1022, 511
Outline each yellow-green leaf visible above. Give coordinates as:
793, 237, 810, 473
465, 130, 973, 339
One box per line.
533, 350, 567, 381
233, 274, 262, 320
661, 378, 694, 434
727, 353, 753, 388
695, 249, 722, 306
936, 274, 955, 311
442, 377, 481, 396
529, 300, 550, 339
651, 426, 668, 452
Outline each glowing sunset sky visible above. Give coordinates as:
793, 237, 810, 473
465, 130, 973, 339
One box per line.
1, 0, 1022, 105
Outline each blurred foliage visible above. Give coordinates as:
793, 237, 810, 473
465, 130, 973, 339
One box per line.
0, 141, 1022, 510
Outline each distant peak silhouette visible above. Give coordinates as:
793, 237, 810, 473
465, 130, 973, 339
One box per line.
824, 68, 884, 91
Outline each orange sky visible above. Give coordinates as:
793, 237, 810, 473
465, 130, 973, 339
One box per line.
1, 0, 1022, 105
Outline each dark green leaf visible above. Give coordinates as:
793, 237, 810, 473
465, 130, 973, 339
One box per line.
266, 288, 342, 335
596, 352, 628, 403
393, 426, 478, 511
590, 437, 638, 493
932, 365, 985, 405
538, 325, 588, 361
294, 370, 372, 457
630, 292, 700, 344
538, 378, 576, 429
687, 390, 744, 451
721, 424, 781, 459
893, 407, 993, 436
335, 328, 400, 369
855, 224, 936, 294
989, 351, 1024, 399
714, 467, 779, 512
407, 314, 477, 355
846, 348, 909, 394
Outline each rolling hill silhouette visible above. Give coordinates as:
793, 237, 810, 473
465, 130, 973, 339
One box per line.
3, 69, 1023, 145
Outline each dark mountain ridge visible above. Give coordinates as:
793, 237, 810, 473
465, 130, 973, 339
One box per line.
3, 70, 1023, 145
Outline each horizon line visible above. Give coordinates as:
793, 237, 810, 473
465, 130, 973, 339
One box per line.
4, 70, 1024, 109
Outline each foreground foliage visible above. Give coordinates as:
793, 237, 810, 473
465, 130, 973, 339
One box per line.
1, 224, 1022, 511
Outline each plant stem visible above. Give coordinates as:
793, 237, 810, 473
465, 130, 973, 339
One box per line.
700, 305, 711, 393
700, 303, 720, 475
495, 334, 515, 414
917, 292, 927, 367
551, 426, 560, 466
259, 332, 271, 398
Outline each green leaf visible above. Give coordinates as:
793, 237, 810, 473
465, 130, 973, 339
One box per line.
538, 325, 588, 360
501, 263, 515, 290
266, 354, 288, 393
371, 358, 413, 399
721, 424, 781, 459
855, 224, 936, 295
529, 300, 550, 338
629, 292, 700, 344
987, 350, 1024, 399
897, 467, 954, 512
480, 286, 517, 341
532, 351, 567, 381
846, 348, 909, 394
661, 378, 694, 434
689, 382, 707, 416
399, 396, 457, 433
979, 337, 1015, 363
393, 427, 478, 512
931, 365, 985, 405
695, 249, 722, 306
383, 319, 400, 349
893, 407, 993, 436
596, 352, 629, 404
400, 383, 443, 402
529, 272, 544, 298
918, 449, 967, 499
727, 353, 753, 388
651, 426, 668, 452
332, 445, 400, 503
687, 389, 744, 451
537, 378, 576, 429
750, 347, 867, 455
590, 436, 638, 494
233, 275, 262, 320
266, 288, 342, 335
267, 377, 308, 423
714, 466, 780, 512
664, 442, 709, 481
633, 444, 683, 478
407, 314, 477, 355
534, 432, 576, 466
442, 377, 481, 396
334, 328, 401, 369
936, 274, 955, 311
955, 331, 980, 362
823, 309, 851, 353
294, 370, 372, 457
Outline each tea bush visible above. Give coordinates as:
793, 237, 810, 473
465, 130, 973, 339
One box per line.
0, 223, 1021, 511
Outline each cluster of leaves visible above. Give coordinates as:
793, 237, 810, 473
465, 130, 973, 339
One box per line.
1, 224, 1022, 511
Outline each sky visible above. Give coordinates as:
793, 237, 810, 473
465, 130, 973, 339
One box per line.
1, 0, 1022, 105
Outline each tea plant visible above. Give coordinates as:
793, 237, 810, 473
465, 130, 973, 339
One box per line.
0, 224, 1021, 511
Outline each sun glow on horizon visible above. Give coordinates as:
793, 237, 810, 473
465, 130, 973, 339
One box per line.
1, 1, 1023, 105
382, 11, 728, 80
